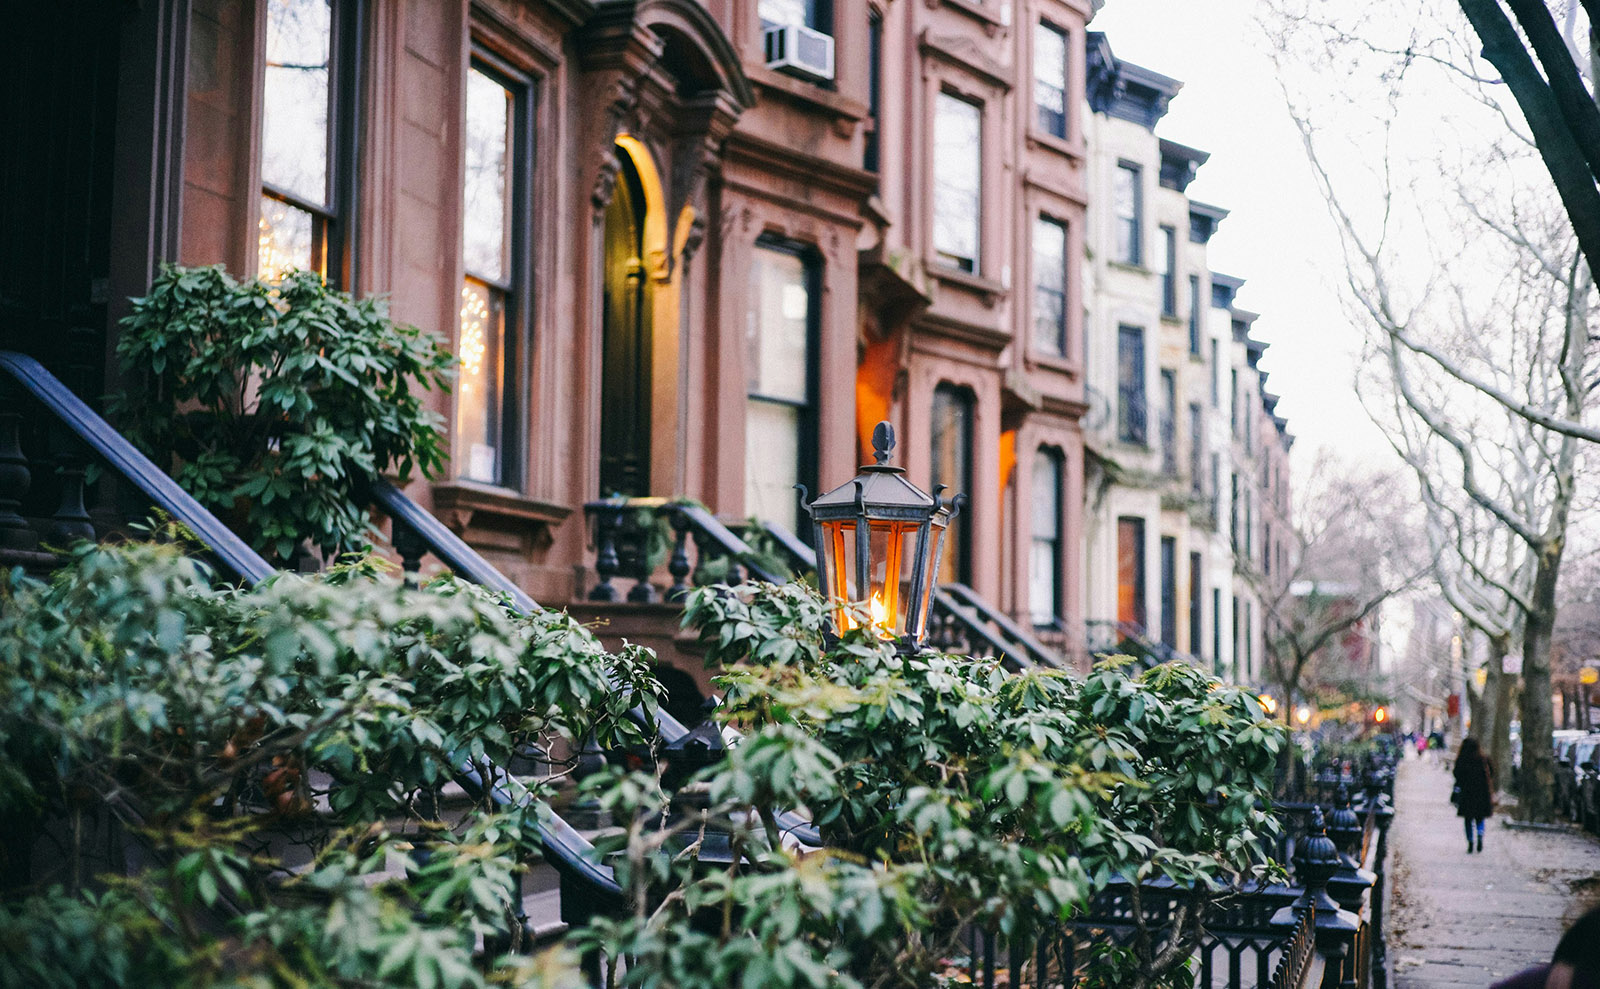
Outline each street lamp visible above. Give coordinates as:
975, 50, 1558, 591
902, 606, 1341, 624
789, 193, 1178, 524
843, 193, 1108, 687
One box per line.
800, 421, 963, 650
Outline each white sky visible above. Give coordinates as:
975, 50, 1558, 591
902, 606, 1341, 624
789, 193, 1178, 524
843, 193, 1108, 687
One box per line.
1088, 1, 1397, 476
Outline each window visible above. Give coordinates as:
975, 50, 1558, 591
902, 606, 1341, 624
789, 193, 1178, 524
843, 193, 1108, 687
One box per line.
1159, 225, 1177, 315
1210, 453, 1221, 524
456, 55, 531, 488
1230, 472, 1239, 551
1264, 522, 1272, 575
1113, 162, 1141, 264
1030, 449, 1064, 626
258, 0, 360, 285
1189, 551, 1202, 657
1117, 325, 1146, 445
759, 0, 831, 32
1188, 275, 1202, 354
1159, 370, 1177, 475
934, 93, 982, 272
1033, 217, 1068, 356
1232, 594, 1241, 678
1245, 600, 1254, 679
747, 241, 819, 535
1117, 516, 1146, 630
1210, 339, 1220, 406
1212, 588, 1222, 675
931, 384, 975, 584
865, 11, 881, 171
1188, 402, 1203, 495
1034, 22, 1068, 138
1160, 535, 1177, 648
1230, 368, 1239, 436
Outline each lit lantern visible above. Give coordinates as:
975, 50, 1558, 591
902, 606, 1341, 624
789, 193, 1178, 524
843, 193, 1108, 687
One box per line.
800, 421, 963, 650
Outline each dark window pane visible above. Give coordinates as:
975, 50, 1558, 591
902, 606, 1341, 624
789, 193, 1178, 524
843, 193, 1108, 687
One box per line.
931, 385, 974, 584
1160, 536, 1177, 648
1117, 325, 1145, 445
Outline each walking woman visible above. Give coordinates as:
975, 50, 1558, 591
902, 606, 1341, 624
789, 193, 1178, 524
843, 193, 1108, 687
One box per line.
1454, 736, 1496, 853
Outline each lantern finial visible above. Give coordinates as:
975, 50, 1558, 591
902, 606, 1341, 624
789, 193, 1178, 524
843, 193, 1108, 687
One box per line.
871, 421, 895, 466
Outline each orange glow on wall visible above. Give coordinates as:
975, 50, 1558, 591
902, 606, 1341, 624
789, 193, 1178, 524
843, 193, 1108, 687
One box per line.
856, 331, 897, 463
998, 429, 1016, 497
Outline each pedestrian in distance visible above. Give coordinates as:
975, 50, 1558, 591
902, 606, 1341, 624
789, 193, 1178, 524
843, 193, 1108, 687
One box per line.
1453, 736, 1496, 854
1491, 903, 1600, 988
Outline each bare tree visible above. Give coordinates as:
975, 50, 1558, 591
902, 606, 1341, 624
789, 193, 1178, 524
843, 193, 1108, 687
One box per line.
1265, 1, 1599, 819
1253, 455, 1422, 720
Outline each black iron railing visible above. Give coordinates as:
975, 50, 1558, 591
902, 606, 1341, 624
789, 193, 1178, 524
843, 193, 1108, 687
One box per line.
0, 350, 274, 584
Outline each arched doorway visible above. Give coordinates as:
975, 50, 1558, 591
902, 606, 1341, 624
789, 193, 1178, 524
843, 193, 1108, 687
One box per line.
599, 147, 655, 497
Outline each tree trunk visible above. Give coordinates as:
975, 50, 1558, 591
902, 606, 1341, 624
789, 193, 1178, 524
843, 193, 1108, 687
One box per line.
1517, 539, 1564, 821
1487, 632, 1514, 793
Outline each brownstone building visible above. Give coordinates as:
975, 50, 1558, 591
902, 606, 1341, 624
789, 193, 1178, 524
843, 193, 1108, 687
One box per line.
3, 0, 1097, 657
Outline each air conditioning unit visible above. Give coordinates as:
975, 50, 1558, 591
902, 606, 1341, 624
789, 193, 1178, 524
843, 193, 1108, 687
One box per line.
763, 23, 835, 82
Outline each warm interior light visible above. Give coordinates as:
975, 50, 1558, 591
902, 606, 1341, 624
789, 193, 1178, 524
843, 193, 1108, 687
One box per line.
1374, 706, 1387, 723
1258, 693, 1278, 716
1295, 705, 1312, 725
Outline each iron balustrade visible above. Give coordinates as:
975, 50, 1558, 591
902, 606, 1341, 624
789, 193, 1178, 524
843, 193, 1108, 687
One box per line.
0, 350, 274, 584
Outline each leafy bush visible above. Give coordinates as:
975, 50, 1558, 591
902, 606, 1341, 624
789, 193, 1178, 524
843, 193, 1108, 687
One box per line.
114, 265, 454, 562
0, 539, 662, 987
576, 582, 1286, 989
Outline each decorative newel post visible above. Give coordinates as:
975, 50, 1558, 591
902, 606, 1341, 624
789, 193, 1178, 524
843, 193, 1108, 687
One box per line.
1272, 807, 1362, 989
1325, 785, 1377, 913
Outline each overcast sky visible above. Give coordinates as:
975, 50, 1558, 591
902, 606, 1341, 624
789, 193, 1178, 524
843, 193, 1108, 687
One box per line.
1088, 1, 1398, 476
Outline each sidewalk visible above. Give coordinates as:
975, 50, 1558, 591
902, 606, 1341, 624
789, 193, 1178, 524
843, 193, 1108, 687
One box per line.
1388, 755, 1600, 987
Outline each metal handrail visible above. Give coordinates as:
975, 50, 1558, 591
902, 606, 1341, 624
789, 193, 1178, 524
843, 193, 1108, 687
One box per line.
0, 365, 627, 910
676, 503, 785, 584
0, 350, 275, 585
937, 582, 1064, 669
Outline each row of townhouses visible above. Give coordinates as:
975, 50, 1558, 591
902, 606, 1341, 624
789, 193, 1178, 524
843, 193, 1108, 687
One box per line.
3, 0, 1291, 687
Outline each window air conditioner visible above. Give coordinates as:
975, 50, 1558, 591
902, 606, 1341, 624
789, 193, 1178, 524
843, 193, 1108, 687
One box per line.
763, 23, 835, 83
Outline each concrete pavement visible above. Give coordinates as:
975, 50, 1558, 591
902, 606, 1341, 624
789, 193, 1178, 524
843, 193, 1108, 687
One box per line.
1388, 755, 1600, 988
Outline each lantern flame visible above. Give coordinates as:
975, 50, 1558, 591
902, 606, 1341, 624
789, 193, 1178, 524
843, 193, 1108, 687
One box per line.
869, 591, 892, 636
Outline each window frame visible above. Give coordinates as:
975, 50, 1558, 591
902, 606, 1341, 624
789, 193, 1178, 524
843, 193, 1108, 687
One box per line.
1033, 214, 1069, 357
257, 0, 364, 288
932, 89, 984, 274
1030, 446, 1066, 627
1033, 20, 1069, 140
1113, 161, 1142, 266
1117, 515, 1147, 631
1117, 324, 1146, 446
1159, 224, 1177, 315
1187, 274, 1202, 354
745, 235, 823, 537
1159, 535, 1177, 648
931, 383, 976, 585
1188, 551, 1202, 658
1158, 368, 1177, 475
453, 46, 536, 491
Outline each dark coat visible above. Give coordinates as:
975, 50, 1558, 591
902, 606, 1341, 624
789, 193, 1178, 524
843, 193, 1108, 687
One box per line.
1454, 752, 1495, 819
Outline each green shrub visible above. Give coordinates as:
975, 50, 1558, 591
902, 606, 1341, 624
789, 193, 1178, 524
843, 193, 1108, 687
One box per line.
114, 265, 455, 562
0, 540, 662, 987
572, 582, 1287, 989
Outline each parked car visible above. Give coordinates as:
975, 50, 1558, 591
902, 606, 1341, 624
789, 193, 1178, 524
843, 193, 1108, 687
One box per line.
1555, 735, 1600, 820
